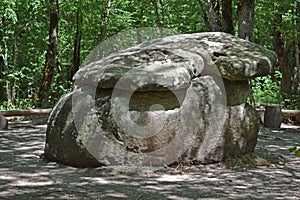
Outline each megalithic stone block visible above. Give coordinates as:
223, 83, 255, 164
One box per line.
44, 32, 277, 167
0, 115, 8, 129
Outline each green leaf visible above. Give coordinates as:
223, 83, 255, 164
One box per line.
288, 146, 297, 153
295, 149, 300, 157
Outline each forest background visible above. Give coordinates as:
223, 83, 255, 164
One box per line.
0, 0, 299, 110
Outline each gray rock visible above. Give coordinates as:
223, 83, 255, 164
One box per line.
223, 79, 250, 106
44, 90, 102, 167
0, 115, 8, 129
45, 32, 276, 167
74, 32, 277, 88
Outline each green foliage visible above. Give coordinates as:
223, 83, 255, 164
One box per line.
252, 71, 283, 105
288, 146, 300, 157
1, 0, 211, 109
283, 92, 300, 110
0, 0, 48, 109
251, 69, 300, 110
0, 0, 299, 110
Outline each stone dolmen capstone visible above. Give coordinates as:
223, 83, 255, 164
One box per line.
44, 32, 277, 167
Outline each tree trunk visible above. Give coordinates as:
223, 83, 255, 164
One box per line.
0, 56, 5, 102
264, 105, 282, 129
136, 22, 143, 44
6, 32, 18, 108
100, 0, 111, 42
0, 16, 5, 103
151, 0, 164, 37
221, 0, 234, 34
97, 0, 111, 59
37, 0, 59, 107
237, 0, 255, 41
207, 0, 222, 31
70, 0, 82, 82
196, 0, 210, 29
293, 0, 300, 92
11, 31, 18, 106
273, 13, 292, 94
0, 109, 52, 117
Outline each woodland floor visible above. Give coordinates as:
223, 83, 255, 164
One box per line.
0, 118, 300, 200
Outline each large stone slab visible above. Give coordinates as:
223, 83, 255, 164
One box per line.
44, 32, 277, 167
74, 32, 277, 89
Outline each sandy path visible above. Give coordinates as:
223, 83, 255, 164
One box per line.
0, 120, 299, 200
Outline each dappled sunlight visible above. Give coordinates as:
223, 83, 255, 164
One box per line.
0, 120, 299, 199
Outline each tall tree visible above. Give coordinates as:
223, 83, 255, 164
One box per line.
196, 0, 210, 29
206, 0, 234, 34
151, 0, 164, 36
0, 56, 5, 102
221, 0, 234, 34
293, 0, 300, 92
100, 0, 111, 42
69, 0, 82, 81
38, 0, 59, 107
237, 0, 255, 41
273, 6, 292, 94
207, 0, 222, 31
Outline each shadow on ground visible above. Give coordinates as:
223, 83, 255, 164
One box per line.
0, 119, 299, 200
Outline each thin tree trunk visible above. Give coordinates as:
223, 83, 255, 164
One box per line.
2, 40, 10, 108
100, 0, 111, 42
37, 0, 59, 107
151, 0, 164, 37
0, 16, 5, 103
196, 0, 210, 29
97, 0, 111, 59
237, 0, 255, 41
159, 0, 165, 28
207, 0, 222, 31
221, 0, 234, 34
0, 56, 5, 102
136, 21, 143, 44
5, 35, 12, 108
70, 0, 82, 81
274, 12, 292, 94
0, 17, 10, 108
293, 0, 300, 92
5, 30, 18, 109
11, 31, 18, 105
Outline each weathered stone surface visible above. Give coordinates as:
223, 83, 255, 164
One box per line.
45, 32, 277, 167
223, 79, 250, 106
74, 32, 277, 89
0, 115, 8, 130
44, 90, 102, 167
223, 104, 259, 158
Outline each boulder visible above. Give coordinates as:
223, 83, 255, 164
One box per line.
44, 32, 277, 167
0, 115, 8, 130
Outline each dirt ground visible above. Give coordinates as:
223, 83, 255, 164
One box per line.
0, 118, 299, 200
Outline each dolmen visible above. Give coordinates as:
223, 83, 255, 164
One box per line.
44, 32, 277, 167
